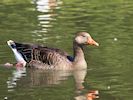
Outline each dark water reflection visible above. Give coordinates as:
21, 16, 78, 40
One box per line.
0, 0, 133, 100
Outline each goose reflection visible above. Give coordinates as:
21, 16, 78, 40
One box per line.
73, 69, 99, 100
74, 90, 99, 100
6, 65, 99, 100
27, 66, 87, 87
6, 65, 87, 90
27, 68, 72, 86
73, 69, 87, 90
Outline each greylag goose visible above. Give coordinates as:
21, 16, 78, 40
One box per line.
7, 32, 99, 70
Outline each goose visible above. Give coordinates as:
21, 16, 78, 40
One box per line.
7, 32, 99, 70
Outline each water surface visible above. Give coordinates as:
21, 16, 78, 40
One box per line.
0, 0, 133, 100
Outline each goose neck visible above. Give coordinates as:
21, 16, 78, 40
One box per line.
73, 42, 85, 61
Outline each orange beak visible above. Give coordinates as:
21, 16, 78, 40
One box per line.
87, 37, 99, 46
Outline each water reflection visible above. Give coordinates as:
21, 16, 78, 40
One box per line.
36, 0, 61, 12
6, 62, 100, 100
73, 69, 100, 100
33, 0, 62, 42
73, 69, 87, 90
7, 67, 26, 92
27, 68, 72, 86
74, 90, 99, 100
6, 65, 88, 92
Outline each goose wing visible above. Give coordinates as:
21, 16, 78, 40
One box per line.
14, 42, 70, 65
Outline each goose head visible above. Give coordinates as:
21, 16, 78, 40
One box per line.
74, 32, 99, 46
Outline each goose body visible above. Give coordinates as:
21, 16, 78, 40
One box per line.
7, 32, 99, 70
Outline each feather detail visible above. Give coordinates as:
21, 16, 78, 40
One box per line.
7, 40, 72, 69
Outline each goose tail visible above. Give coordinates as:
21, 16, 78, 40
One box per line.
7, 40, 26, 66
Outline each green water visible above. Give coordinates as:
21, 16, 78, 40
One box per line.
0, 0, 133, 100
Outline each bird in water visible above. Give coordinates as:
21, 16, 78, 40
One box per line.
7, 32, 99, 70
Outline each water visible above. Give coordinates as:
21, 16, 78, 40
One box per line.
0, 0, 133, 100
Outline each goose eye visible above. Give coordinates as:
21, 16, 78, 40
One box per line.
82, 35, 86, 37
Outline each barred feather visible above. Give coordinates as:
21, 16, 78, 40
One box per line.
8, 41, 72, 69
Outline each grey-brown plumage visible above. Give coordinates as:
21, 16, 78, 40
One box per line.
7, 32, 99, 70
11, 42, 72, 70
